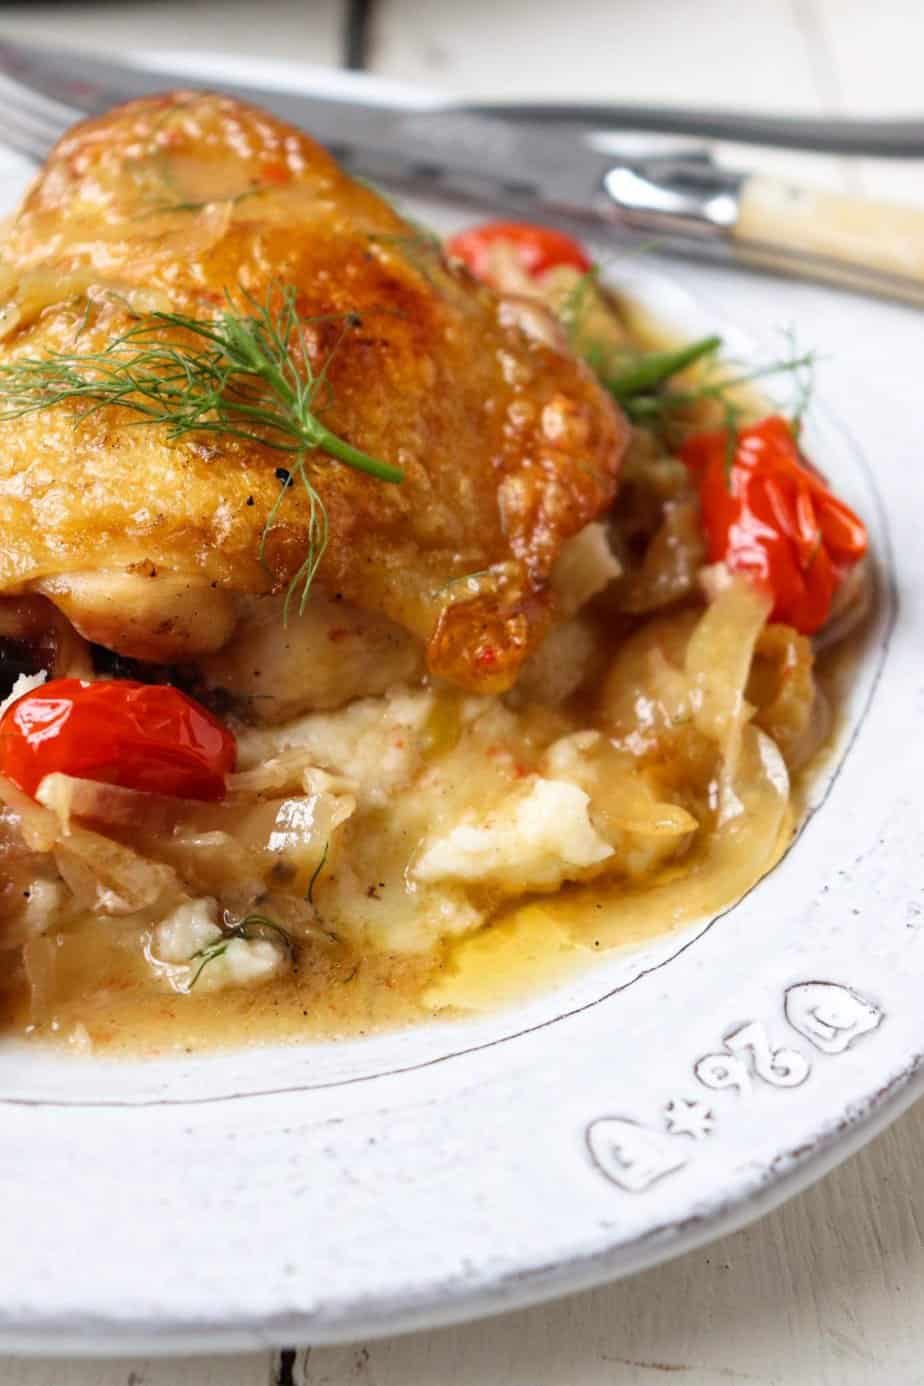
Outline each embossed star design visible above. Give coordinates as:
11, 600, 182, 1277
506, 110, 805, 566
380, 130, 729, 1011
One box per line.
663, 1099, 715, 1140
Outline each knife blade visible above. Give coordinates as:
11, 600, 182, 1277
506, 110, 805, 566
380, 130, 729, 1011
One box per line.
0, 41, 617, 212
1, 39, 924, 307
466, 102, 924, 159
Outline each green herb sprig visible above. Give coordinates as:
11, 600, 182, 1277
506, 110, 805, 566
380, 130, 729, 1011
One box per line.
619, 342, 819, 429
306, 840, 329, 907
136, 185, 268, 218
605, 336, 722, 404
561, 268, 818, 455
560, 268, 723, 411
187, 913, 295, 990
0, 284, 403, 618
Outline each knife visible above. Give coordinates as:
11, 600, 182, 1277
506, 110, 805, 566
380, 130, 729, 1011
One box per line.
467, 102, 924, 158
1, 40, 923, 306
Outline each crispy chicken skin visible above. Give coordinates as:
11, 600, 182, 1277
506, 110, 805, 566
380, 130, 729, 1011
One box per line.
0, 92, 629, 692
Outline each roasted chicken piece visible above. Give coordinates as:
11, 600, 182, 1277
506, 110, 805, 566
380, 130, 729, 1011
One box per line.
0, 92, 628, 697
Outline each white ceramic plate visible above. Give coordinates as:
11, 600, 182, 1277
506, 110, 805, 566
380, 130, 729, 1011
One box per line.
0, 54, 919, 1357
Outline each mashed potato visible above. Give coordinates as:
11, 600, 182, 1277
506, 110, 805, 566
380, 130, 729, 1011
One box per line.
412, 779, 614, 890
0, 520, 823, 1030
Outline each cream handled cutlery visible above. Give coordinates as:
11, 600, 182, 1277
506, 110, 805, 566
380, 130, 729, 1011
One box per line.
0, 39, 922, 304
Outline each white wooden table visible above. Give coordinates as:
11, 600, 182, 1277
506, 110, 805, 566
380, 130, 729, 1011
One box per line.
1, 1, 922, 1380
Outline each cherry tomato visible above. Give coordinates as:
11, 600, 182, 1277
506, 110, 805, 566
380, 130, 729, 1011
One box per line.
0, 679, 235, 801
681, 415, 868, 636
446, 220, 592, 282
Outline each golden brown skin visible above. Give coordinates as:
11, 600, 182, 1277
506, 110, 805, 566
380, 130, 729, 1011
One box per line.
0, 92, 629, 692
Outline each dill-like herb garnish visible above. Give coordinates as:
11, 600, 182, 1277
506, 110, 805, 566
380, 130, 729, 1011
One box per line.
136, 185, 269, 218
623, 339, 820, 483
0, 284, 403, 617
560, 266, 818, 468
621, 343, 818, 427
367, 229, 444, 286
558, 264, 599, 336
605, 336, 723, 403
781, 325, 816, 434
559, 267, 723, 409
306, 840, 329, 907
187, 913, 296, 990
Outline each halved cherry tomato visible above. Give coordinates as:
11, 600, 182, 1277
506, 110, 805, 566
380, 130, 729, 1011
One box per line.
446, 220, 592, 282
681, 415, 868, 636
0, 679, 235, 801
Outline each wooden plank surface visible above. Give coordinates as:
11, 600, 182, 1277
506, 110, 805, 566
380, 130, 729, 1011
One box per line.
813, 0, 924, 203
0, 0, 922, 1381
370, 0, 824, 107
0, 0, 344, 63
0, 1358, 271, 1386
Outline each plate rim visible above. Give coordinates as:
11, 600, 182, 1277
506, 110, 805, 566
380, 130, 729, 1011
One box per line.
0, 52, 912, 1356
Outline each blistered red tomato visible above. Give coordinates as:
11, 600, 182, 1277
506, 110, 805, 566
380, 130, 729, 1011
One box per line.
446, 220, 592, 282
0, 678, 235, 800
681, 415, 868, 636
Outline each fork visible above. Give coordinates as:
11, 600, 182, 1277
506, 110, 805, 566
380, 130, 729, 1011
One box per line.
0, 71, 78, 162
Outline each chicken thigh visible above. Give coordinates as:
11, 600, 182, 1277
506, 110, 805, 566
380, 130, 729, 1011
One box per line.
0, 92, 628, 698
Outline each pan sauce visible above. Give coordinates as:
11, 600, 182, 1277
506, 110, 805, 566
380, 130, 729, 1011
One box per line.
0, 605, 860, 1058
